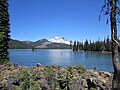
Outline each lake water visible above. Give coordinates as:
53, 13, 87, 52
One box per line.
10, 49, 114, 72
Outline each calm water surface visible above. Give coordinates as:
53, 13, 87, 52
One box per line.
10, 49, 114, 72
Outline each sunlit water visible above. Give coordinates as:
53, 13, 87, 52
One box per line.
10, 49, 114, 72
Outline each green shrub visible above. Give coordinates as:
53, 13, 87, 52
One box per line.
73, 65, 87, 74
18, 69, 41, 90
93, 66, 97, 71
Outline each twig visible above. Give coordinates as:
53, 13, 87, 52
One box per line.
112, 28, 120, 47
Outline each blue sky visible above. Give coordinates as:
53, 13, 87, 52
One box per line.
8, 0, 120, 42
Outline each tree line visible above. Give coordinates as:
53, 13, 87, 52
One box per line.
72, 36, 120, 52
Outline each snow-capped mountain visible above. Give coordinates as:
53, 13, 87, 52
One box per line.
49, 36, 70, 45
9, 38, 71, 49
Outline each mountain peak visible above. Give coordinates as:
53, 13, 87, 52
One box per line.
49, 36, 70, 45
54, 36, 64, 39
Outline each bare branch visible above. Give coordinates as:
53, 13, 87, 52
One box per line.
106, 15, 110, 24
100, 1, 111, 14
112, 28, 120, 47
99, 1, 111, 21
113, 37, 120, 46
100, 0, 115, 15
100, 4, 107, 14
117, 0, 120, 5
116, 6, 120, 15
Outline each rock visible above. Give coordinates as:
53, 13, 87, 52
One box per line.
0, 84, 7, 90
87, 78, 96, 90
69, 78, 84, 90
88, 70, 99, 77
83, 79, 88, 88
99, 71, 111, 78
36, 63, 42, 67
93, 71, 99, 76
103, 71, 111, 77
7, 76, 20, 89
0, 64, 112, 90
101, 79, 107, 84
38, 79, 50, 90
0, 79, 7, 90
14, 64, 19, 69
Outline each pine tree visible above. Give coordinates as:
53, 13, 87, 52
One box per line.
100, 0, 120, 89
103, 38, 106, 51
73, 41, 76, 51
106, 36, 111, 51
95, 38, 101, 51
79, 42, 83, 50
76, 41, 79, 51
91, 41, 95, 51
84, 39, 89, 51
0, 0, 10, 64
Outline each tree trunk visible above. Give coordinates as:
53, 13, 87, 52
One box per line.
111, 0, 120, 89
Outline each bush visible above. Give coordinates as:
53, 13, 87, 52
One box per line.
18, 69, 41, 90
93, 66, 97, 71
73, 65, 87, 74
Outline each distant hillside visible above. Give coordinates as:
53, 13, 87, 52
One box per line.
46, 43, 71, 49
9, 39, 71, 49
9, 39, 32, 49
34, 39, 49, 46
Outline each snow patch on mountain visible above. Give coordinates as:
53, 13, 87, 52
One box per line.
49, 36, 70, 45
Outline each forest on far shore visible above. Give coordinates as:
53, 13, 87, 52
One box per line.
72, 36, 120, 52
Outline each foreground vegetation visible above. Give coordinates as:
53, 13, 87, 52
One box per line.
0, 64, 112, 90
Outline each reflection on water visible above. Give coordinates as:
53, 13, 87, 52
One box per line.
10, 49, 113, 72
48, 50, 71, 65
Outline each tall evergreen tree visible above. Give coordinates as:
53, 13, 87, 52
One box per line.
70, 40, 73, 49
73, 41, 77, 51
0, 0, 10, 64
76, 41, 79, 51
91, 41, 95, 51
84, 39, 89, 51
89, 40, 92, 51
79, 42, 83, 50
106, 36, 111, 51
100, 0, 120, 89
102, 38, 106, 51
95, 38, 101, 51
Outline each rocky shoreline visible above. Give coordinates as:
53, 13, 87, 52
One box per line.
0, 64, 112, 90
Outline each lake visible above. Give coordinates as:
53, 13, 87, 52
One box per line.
10, 49, 114, 72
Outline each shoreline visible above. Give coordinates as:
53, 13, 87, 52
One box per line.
0, 64, 112, 90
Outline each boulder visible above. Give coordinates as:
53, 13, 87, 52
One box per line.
87, 78, 96, 89
99, 71, 111, 78
36, 63, 42, 67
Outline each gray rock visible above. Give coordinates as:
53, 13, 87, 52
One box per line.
36, 63, 42, 67
99, 71, 111, 78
